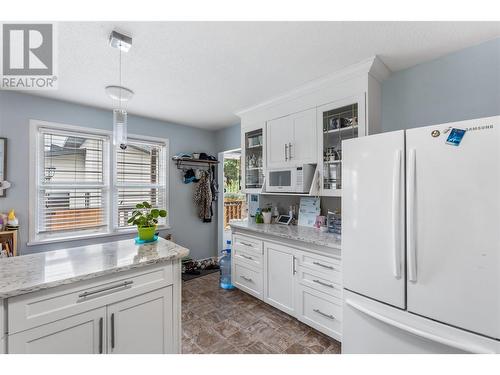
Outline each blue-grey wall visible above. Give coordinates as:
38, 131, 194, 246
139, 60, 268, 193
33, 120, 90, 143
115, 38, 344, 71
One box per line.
382, 38, 500, 132
215, 123, 241, 152
0, 92, 218, 259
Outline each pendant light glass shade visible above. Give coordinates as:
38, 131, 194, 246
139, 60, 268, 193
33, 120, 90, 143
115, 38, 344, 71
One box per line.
113, 109, 128, 150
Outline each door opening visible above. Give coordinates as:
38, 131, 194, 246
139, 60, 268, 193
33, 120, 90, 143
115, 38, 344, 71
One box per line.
217, 148, 246, 252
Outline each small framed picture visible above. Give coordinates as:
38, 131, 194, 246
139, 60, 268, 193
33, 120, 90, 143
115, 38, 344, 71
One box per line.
0, 138, 7, 197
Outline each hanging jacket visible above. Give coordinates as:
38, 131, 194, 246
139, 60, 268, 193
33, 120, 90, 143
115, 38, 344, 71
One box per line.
194, 171, 213, 222
210, 165, 219, 202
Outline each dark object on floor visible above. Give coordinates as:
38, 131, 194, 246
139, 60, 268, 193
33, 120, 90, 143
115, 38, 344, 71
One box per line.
182, 268, 219, 281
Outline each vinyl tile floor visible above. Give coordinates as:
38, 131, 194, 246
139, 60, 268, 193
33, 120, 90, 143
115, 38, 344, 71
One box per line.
182, 272, 341, 354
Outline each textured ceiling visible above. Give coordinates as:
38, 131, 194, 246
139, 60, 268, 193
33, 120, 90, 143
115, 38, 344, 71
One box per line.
28, 21, 500, 129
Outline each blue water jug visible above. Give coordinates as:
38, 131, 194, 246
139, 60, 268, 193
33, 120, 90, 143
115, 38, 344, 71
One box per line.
220, 240, 235, 290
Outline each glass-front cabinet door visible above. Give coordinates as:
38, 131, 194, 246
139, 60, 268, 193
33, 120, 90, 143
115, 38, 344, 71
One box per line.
242, 123, 265, 193
317, 94, 365, 196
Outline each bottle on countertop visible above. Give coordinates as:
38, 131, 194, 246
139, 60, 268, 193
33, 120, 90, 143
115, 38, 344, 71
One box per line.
255, 208, 264, 224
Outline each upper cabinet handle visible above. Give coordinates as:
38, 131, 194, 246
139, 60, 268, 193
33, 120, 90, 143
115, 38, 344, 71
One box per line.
284, 144, 288, 161
288, 142, 292, 160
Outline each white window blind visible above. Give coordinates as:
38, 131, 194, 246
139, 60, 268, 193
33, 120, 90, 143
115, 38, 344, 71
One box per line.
115, 140, 167, 229
30, 122, 169, 244
37, 129, 109, 237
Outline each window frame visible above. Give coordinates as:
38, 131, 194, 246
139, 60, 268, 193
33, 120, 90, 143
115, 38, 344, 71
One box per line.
111, 135, 170, 232
28, 120, 170, 246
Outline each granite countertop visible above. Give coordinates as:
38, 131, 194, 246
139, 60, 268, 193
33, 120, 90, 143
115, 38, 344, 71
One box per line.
0, 238, 189, 299
229, 220, 341, 250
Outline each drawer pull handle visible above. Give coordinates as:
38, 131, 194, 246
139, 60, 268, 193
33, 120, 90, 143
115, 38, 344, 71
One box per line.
240, 241, 254, 247
313, 309, 335, 320
313, 279, 334, 288
240, 275, 253, 282
78, 280, 133, 299
240, 254, 254, 260
312, 261, 334, 270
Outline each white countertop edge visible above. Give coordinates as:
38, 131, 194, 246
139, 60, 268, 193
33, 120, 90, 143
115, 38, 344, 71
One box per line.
229, 221, 341, 250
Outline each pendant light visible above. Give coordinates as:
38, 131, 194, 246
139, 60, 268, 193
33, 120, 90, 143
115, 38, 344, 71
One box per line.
106, 31, 133, 150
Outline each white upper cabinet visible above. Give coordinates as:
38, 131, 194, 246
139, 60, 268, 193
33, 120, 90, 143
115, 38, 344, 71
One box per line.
237, 56, 390, 195
266, 108, 316, 169
289, 108, 317, 165
317, 94, 366, 197
267, 116, 292, 169
241, 121, 266, 193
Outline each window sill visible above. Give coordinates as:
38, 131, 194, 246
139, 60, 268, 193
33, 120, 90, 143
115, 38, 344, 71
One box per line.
27, 225, 171, 247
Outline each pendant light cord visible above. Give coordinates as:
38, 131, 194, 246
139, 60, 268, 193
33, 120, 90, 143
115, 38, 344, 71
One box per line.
119, 44, 122, 110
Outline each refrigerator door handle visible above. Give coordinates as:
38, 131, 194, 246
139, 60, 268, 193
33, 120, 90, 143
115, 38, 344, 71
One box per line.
392, 149, 402, 279
345, 298, 495, 354
407, 149, 417, 282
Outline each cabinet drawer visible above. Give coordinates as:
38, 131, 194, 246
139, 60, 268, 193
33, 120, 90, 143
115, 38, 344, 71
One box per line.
297, 286, 342, 340
233, 234, 263, 257
233, 245, 262, 268
233, 261, 263, 300
295, 249, 341, 279
8, 264, 173, 334
298, 267, 342, 299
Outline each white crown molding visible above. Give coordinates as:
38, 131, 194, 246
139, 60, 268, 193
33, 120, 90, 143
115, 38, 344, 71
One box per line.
236, 55, 391, 118
369, 56, 392, 83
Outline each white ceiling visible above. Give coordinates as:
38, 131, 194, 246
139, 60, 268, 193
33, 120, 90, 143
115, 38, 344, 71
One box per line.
30, 21, 500, 130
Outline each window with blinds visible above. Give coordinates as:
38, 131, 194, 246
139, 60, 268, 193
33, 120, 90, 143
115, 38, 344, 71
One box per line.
37, 129, 109, 237
31, 123, 169, 243
115, 140, 167, 228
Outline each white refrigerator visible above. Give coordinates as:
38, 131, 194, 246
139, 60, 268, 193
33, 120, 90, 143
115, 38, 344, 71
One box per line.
342, 116, 500, 354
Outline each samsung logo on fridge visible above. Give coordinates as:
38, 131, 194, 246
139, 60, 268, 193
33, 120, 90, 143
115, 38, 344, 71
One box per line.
465, 124, 494, 131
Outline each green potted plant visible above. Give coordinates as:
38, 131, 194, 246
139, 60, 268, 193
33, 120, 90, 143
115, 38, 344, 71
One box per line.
128, 201, 167, 242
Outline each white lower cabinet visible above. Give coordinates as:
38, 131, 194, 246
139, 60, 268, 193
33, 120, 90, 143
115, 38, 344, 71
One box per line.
6, 263, 180, 354
263, 242, 296, 315
108, 287, 173, 354
232, 232, 342, 341
296, 286, 342, 341
8, 307, 106, 354
233, 262, 263, 299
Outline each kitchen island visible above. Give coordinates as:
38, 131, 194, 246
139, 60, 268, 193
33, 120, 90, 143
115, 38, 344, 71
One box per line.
229, 220, 342, 341
0, 238, 189, 354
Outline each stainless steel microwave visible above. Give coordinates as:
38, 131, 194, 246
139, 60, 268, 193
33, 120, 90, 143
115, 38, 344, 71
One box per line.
266, 164, 315, 193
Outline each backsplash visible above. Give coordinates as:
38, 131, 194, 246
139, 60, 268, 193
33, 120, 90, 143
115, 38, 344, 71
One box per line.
258, 195, 341, 217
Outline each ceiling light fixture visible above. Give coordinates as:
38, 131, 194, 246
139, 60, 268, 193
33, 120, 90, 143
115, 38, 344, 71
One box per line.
105, 85, 134, 102
107, 30, 132, 150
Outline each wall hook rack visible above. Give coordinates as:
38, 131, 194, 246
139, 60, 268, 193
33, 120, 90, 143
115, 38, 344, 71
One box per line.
172, 157, 219, 170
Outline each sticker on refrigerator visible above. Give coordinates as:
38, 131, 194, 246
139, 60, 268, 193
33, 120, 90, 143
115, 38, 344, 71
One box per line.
445, 128, 466, 146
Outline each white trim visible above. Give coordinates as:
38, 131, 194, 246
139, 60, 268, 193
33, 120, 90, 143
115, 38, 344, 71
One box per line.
235, 56, 390, 117
28, 119, 170, 245
26, 225, 172, 247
